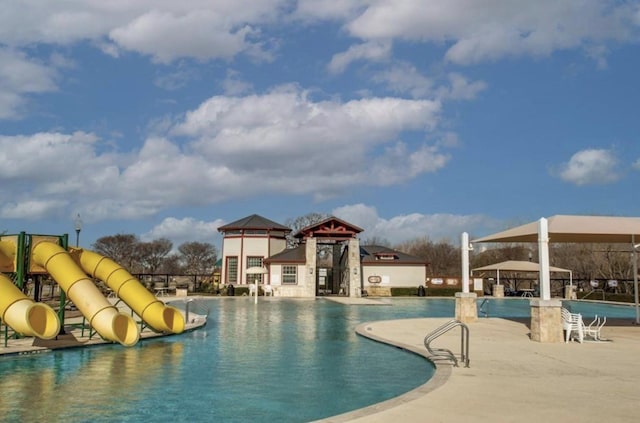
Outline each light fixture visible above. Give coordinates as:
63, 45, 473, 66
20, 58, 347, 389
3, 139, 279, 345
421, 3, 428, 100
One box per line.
73, 213, 83, 247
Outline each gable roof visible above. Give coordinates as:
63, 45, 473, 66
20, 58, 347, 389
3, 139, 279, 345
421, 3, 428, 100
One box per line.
294, 216, 363, 239
263, 246, 306, 263
218, 214, 291, 232
360, 245, 426, 265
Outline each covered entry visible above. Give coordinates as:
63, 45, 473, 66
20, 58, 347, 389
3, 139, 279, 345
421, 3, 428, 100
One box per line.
294, 217, 364, 297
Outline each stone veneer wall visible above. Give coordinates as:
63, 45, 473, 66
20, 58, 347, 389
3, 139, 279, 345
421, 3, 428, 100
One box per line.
530, 299, 563, 342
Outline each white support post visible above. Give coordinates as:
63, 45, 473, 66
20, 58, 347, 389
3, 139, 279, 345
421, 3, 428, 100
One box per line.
537, 218, 551, 301
461, 232, 470, 294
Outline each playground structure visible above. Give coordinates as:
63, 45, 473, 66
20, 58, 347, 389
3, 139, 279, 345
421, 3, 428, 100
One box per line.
0, 232, 185, 347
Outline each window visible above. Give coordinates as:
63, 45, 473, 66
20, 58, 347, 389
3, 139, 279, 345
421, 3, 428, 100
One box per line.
247, 256, 264, 284
375, 253, 397, 260
226, 257, 238, 284
282, 265, 297, 284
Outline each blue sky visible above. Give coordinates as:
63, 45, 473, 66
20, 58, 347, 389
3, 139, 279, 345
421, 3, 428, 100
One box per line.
1, 1, 639, 251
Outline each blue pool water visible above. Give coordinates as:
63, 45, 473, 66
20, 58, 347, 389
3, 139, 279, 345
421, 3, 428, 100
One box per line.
0, 298, 636, 422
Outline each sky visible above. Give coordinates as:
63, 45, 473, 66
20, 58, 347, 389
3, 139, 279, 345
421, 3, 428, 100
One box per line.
1, 0, 640, 252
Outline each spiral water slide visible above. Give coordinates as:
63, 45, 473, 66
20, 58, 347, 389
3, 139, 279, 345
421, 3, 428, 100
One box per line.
0, 273, 60, 340
71, 248, 184, 334
31, 242, 140, 346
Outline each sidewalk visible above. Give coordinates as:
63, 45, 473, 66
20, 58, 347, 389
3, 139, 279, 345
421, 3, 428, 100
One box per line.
325, 317, 640, 423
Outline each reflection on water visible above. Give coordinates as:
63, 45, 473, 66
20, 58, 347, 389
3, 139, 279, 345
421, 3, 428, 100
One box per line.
0, 342, 183, 422
1, 299, 441, 422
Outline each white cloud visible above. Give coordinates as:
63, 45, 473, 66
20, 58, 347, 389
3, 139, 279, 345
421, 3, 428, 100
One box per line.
372, 62, 434, 98
332, 203, 496, 244
344, 0, 635, 65
328, 41, 391, 74
633, 158, 640, 170
142, 216, 224, 249
0, 48, 59, 119
170, 86, 444, 200
109, 10, 259, 64
221, 69, 253, 96
0, 87, 450, 221
294, 0, 365, 21
558, 148, 620, 186
0, 1, 285, 63
437, 73, 487, 100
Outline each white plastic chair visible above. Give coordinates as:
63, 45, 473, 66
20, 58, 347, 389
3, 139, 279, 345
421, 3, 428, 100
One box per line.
584, 315, 607, 341
562, 308, 607, 343
248, 284, 256, 296
561, 307, 584, 343
263, 285, 273, 296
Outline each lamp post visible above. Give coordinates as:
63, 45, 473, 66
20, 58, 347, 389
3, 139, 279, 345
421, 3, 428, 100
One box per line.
74, 213, 83, 247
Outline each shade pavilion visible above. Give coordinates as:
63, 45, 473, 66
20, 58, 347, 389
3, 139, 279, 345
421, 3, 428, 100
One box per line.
471, 215, 640, 324
471, 260, 572, 288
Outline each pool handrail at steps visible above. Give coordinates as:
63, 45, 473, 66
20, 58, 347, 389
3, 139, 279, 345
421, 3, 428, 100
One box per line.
423, 319, 470, 368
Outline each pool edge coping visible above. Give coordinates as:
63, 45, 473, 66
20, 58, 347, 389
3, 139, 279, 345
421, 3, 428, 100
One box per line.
313, 319, 453, 423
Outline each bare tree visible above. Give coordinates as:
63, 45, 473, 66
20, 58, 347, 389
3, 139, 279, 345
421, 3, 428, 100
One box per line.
178, 241, 217, 275
138, 238, 172, 274
92, 234, 139, 271
284, 212, 329, 247
395, 237, 460, 276
160, 254, 184, 274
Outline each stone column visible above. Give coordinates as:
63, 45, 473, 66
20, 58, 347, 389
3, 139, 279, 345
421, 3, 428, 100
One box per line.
304, 238, 317, 297
455, 292, 478, 324
492, 284, 504, 298
347, 238, 361, 297
530, 299, 563, 343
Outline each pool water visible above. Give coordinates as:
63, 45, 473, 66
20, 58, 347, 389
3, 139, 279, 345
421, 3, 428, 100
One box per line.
0, 298, 635, 422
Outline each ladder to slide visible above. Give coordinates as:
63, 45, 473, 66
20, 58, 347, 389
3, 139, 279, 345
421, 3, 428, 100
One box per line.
423, 319, 470, 368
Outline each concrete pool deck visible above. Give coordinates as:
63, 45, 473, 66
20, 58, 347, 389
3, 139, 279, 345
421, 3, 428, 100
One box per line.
325, 315, 640, 423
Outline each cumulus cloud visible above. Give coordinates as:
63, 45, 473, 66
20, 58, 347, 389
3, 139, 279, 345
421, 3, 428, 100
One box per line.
372, 62, 434, 98
142, 216, 225, 248
437, 73, 487, 100
109, 10, 260, 64
328, 41, 391, 74
332, 203, 496, 244
0, 48, 59, 119
0, 87, 450, 220
344, 0, 635, 65
557, 148, 620, 185
0, 1, 284, 63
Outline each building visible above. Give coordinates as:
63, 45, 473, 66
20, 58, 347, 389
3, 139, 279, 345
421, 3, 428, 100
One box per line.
218, 214, 427, 297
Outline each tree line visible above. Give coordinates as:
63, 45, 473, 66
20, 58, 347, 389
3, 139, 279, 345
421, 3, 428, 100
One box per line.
91, 234, 217, 276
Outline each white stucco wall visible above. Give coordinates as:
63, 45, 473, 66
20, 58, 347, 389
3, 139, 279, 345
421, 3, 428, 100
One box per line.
362, 265, 426, 289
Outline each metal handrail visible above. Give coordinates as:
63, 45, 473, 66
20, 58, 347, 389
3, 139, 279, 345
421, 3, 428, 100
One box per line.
424, 319, 470, 367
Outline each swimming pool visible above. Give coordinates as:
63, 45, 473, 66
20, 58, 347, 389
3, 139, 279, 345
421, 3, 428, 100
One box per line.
0, 298, 636, 422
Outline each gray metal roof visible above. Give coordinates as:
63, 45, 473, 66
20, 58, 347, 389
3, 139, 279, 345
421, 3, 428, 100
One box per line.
264, 246, 306, 263
360, 245, 426, 265
218, 214, 291, 232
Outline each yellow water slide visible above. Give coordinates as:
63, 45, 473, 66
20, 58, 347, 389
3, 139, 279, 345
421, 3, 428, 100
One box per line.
0, 273, 60, 339
31, 242, 139, 346
72, 248, 185, 334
